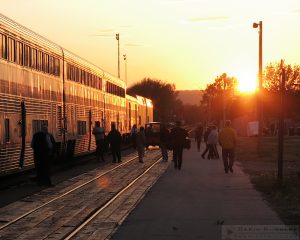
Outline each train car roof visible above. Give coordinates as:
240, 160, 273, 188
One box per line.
0, 13, 125, 86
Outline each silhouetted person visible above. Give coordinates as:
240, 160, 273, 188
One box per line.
130, 124, 138, 149
160, 123, 170, 161
136, 126, 146, 163
31, 124, 56, 186
92, 121, 105, 162
170, 121, 188, 170
194, 123, 203, 152
219, 120, 237, 173
201, 126, 211, 159
107, 123, 122, 163
207, 125, 219, 159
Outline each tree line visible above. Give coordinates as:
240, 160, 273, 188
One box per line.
127, 61, 300, 125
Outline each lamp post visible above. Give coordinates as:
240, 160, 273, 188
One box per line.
253, 21, 263, 138
223, 77, 227, 127
123, 54, 127, 83
116, 33, 120, 78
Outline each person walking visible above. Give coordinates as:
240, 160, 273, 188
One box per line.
107, 123, 122, 163
160, 123, 170, 162
136, 126, 146, 163
92, 121, 105, 162
194, 123, 204, 152
219, 120, 237, 173
31, 123, 56, 186
201, 126, 211, 159
207, 125, 219, 160
130, 124, 138, 149
169, 121, 188, 170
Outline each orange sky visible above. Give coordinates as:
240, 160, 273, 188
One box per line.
2, 0, 300, 90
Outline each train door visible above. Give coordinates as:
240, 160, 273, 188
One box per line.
128, 102, 132, 131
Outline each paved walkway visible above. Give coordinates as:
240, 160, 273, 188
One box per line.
112, 141, 288, 240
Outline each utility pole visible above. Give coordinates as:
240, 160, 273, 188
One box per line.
258, 21, 263, 138
223, 77, 226, 127
278, 60, 285, 181
123, 54, 127, 83
116, 33, 120, 78
253, 21, 263, 138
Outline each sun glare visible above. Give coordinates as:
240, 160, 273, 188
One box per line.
236, 71, 257, 94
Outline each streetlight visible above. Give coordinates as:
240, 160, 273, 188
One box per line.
123, 54, 127, 83
253, 21, 263, 138
223, 78, 227, 127
116, 33, 120, 78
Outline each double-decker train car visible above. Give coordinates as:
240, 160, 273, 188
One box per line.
0, 14, 153, 176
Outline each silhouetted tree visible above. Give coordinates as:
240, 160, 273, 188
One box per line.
201, 73, 237, 124
263, 62, 300, 119
264, 62, 300, 92
127, 78, 177, 122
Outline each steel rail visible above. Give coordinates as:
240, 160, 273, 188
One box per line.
0, 154, 146, 231
63, 157, 162, 240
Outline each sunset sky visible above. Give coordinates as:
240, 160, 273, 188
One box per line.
2, 0, 300, 90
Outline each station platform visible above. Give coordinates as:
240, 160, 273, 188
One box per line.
112, 141, 294, 240
0, 141, 297, 240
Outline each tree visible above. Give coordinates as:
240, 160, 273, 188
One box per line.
127, 78, 178, 122
263, 62, 300, 119
264, 62, 300, 92
200, 73, 237, 124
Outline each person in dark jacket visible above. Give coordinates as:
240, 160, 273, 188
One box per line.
130, 124, 138, 149
107, 123, 122, 163
160, 123, 170, 162
201, 126, 211, 159
92, 121, 105, 162
31, 124, 56, 186
136, 126, 146, 163
194, 123, 203, 152
169, 121, 188, 170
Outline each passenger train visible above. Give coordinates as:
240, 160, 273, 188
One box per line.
0, 14, 153, 176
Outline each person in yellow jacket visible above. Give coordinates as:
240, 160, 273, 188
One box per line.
218, 120, 237, 173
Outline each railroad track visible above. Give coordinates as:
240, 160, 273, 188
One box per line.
0, 149, 164, 240
64, 157, 163, 240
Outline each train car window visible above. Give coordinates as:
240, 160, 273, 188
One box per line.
37, 51, 43, 71
77, 67, 80, 82
0, 34, 7, 59
54, 58, 60, 76
69, 64, 72, 80
91, 75, 94, 88
78, 69, 81, 83
24, 45, 31, 67
49, 56, 54, 74
99, 77, 102, 90
88, 72, 91, 86
31, 48, 37, 69
32, 120, 48, 134
4, 118, 10, 143
32, 120, 40, 134
80, 70, 83, 84
74, 67, 77, 82
66, 63, 70, 79
16, 41, 23, 65
77, 121, 86, 135
44, 54, 49, 73
8, 38, 16, 62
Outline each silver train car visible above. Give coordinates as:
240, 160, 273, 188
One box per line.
0, 14, 153, 176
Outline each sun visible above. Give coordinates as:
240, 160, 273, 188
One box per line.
236, 71, 257, 94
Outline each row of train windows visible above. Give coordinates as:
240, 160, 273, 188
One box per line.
3, 119, 88, 143
0, 33, 60, 76
67, 63, 125, 98
67, 63, 102, 90
106, 81, 125, 98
